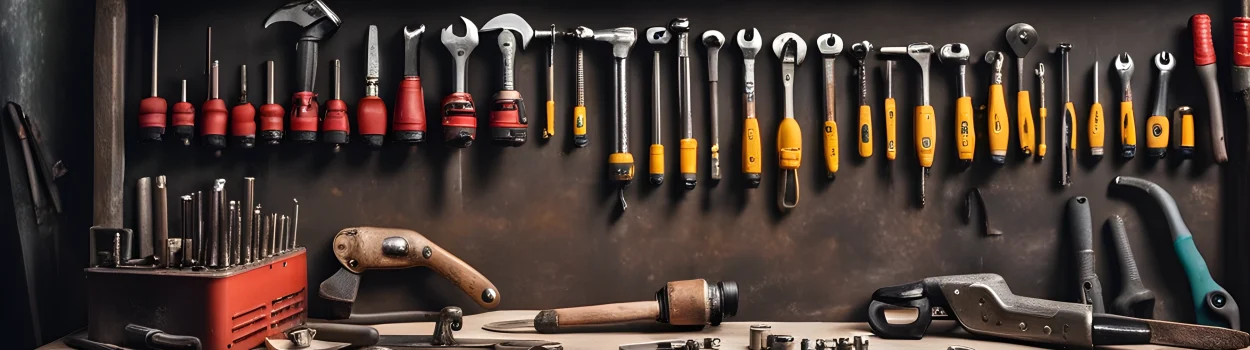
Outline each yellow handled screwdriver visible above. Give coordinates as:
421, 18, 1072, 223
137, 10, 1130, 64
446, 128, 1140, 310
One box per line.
851, 41, 874, 159
773, 33, 806, 210
737, 28, 763, 188
1090, 60, 1105, 160
1114, 53, 1137, 159
985, 51, 1009, 164
1036, 63, 1048, 159
1007, 23, 1038, 157
939, 43, 974, 166
1147, 51, 1174, 159
817, 33, 844, 178
885, 60, 897, 161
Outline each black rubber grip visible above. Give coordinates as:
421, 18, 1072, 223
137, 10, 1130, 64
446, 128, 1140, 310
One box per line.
1067, 196, 1105, 313
1108, 215, 1146, 292
306, 322, 380, 346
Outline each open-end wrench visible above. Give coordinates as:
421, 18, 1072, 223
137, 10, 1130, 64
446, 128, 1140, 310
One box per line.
737, 28, 763, 189
1114, 53, 1137, 159
1147, 51, 1175, 158
849, 41, 873, 159
671, 18, 697, 190
1058, 43, 1074, 186
440, 17, 480, 148
1007, 23, 1038, 157
817, 33, 843, 179
939, 43, 974, 166
646, 27, 671, 186
703, 30, 725, 183
984, 51, 1009, 164
773, 33, 806, 210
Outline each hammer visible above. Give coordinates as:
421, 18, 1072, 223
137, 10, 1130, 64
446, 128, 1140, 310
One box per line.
263, 0, 341, 144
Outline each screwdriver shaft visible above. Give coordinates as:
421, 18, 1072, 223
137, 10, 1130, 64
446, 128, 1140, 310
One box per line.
152, 15, 159, 97
267, 61, 275, 105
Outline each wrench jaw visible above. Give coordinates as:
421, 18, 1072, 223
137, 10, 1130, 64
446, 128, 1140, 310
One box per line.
1147, 51, 1175, 158
736, 28, 761, 58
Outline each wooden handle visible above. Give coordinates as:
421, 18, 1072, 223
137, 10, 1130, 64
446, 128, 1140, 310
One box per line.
536, 301, 660, 332
332, 227, 500, 309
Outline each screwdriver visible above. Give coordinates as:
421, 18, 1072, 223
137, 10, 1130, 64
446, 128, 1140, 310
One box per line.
259, 61, 285, 145
1090, 60, 1105, 160
358, 25, 387, 147
1037, 63, 1047, 159
229, 65, 256, 149
322, 59, 349, 149
201, 60, 227, 150
1174, 106, 1195, 158
171, 80, 195, 146
885, 60, 897, 161
138, 15, 166, 143
1058, 43, 1074, 186
985, 51, 1009, 164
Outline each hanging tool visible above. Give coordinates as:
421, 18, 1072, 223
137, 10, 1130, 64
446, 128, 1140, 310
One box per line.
138, 15, 166, 143
939, 43, 973, 166
672, 18, 697, 190
849, 41, 873, 159
201, 60, 227, 150
323, 60, 349, 148
883, 43, 936, 206
243, 177, 254, 264
1147, 51, 1174, 158
1191, 14, 1229, 163
572, 26, 592, 148
1091, 60, 1106, 160
358, 25, 387, 147
137, 178, 153, 259
984, 51, 1009, 164
868, 273, 1250, 349
441, 17, 480, 148
704, 30, 725, 183
593, 27, 637, 210
537, 25, 561, 140
482, 279, 737, 333
1068, 196, 1104, 313
264, 0, 341, 143
393, 25, 427, 145
1113, 176, 1240, 330
885, 59, 897, 161
231, 65, 257, 149
1114, 53, 1137, 159
1037, 63, 1047, 159
647, 27, 672, 186
1058, 43, 1074, 186
259, 61, 285, 145
482, 13, 535, 146
172, 80, 194, 146
1006, 23, 1037, 156
318, 227, 499, 321
738, 28, 763, 188
1236, 8, 1250, 166
1175, 106, 1195, 158
1107, 215, 1156, 319
773, 33, 806, 210
180, 194, 194, 267
817, 33, 843, 178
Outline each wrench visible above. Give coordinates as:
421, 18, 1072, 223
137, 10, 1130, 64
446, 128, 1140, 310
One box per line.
646, 27, 671, 186
1007, 23, 1038, 156
737, 28, 763, 189
440, 17, 480, 148
1114, 53, 1136, 159
849, 41, 873, 159
703, 30, 725, 183
817, 33, 843, 179
773, 33, 806, 210
939, 43, 973, 166
1148, 51, 1175, 158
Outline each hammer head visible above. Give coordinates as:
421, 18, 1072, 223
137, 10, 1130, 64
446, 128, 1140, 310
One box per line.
646, 27, 671, 45
592, 27, 637, 58
263, 0, 341, 40
481, 13, 534, 49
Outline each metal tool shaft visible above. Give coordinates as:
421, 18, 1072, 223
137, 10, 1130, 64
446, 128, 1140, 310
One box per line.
152, 15, 159, 97
137, 177, 153, 259
154, 176, 169, 268
616, 56, 629, 154
243, 177, 254, 263
653, 51, 662, 143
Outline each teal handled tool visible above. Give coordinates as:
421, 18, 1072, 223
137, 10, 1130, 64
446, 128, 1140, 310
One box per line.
1113, 176, 1240, 330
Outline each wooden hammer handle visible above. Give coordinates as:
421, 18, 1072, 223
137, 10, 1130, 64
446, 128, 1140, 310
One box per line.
333, 227, 499, 309
535, 301, 660, 332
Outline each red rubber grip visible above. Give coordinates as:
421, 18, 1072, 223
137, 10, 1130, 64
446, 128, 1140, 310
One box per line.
171, 102, 195, 127
138, 97, 168, 128
1192, 14, 1216, 66
200, 99, 228, 136
1235, 17, 1250, 67
392, 77, 427, 132
259, 103, 284, 133
322, 99, 349, 133
441, 92, 477, 128
357, 96, 387, 136
289, 91, 320, 133
230, 103, 256, 137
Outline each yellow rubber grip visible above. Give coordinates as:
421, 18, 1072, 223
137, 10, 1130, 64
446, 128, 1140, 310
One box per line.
955, 96, 974, 161
1089, 102, 1105, 152
885, 98, 897, 160
778, 118, 802, 170
650, 144, 664, 175
1038, 106, 1047, 158
1180, 111, 1194, 148
744, 117, 762, 175
608, 152, 635, 181
544, 100, 555, 138
1120, 101, 1136, 149
1146, 115, 1169, 150
916, 105, 936, 168
1064, 102, 1077, 150
680, 138, 697, 176
823, 120, 839, 175
573, 106, 587, 137
989, 84, 1009, 159
1017, 90, 1035, 155
858, 105, 873, 157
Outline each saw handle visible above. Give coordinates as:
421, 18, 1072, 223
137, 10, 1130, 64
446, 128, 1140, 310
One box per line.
332, 227, 500, 309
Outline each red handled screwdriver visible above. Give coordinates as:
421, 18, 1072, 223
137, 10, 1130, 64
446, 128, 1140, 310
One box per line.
259, 61, 284, 145
201, 60, 227, 149
138, 15, 166, 143
358, 25, 387, 147
230, 65, 256, 148
171, 80, 195, 145
322, 59, 349, 148
393, 25, 428, 144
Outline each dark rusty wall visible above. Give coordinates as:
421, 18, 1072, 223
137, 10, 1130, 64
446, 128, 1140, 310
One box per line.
119, 0, 1243, 323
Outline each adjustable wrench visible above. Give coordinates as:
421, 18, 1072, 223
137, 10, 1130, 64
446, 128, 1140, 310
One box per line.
939, 43, 973, 166
703, 30, 725, 183
737, 28, 763, 189
849, 41, 873, 159
773, 33, 806, 210
441, 17, 480, 148
1115, 53, 1137, 159
817, 33, 843, 179
672, 18, 697, 190
647, 27, 672, 186
1147, 51, 1174, 158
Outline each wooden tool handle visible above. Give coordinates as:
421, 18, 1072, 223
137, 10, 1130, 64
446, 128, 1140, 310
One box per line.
535, 301, 661, 332
333, 227, 500, 309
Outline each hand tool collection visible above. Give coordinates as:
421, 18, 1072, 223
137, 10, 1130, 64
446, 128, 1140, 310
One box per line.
742, 324, 869, 350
